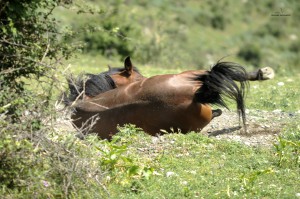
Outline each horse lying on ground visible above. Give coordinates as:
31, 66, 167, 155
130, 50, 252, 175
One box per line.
64, 57, 275, 139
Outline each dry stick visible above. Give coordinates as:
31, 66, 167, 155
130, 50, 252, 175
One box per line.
0, 39, 28, 48
0, 2, 9, 15
0, 67, 30, 75
88, 102, 109, 109
73, 114, 99, 138
64, 158, 78, 197
70, 89, 85, 107
95, 175, 110, 197
64, 71, 86, 107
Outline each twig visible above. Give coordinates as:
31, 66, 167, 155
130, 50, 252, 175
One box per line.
88, 102, 109, 109
0, 39, 28, 48
0, 2, 9, 16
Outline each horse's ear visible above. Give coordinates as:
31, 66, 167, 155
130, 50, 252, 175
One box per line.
107, 65, 112, 71
124, 56, 133, 74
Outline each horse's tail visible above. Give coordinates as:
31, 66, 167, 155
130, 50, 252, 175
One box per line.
194, 62, 249, 128
62, 73, 116, 106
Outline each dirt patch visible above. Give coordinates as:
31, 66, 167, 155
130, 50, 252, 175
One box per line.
202, 109, 299, 147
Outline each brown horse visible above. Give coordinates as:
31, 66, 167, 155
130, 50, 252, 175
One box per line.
65, 60, 274, 140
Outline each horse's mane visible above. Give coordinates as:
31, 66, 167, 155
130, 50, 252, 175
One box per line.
63, 71, 116, 106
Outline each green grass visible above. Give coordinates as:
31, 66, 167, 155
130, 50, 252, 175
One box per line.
106, 129, 300, 199
246, 77, 300, 112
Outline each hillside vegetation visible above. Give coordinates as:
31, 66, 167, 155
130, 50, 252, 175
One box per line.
55, 0, 299, 74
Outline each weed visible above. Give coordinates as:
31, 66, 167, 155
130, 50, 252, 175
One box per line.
95, 125, 155, 187
274, 126, 300, 168
240, 168, 275, 191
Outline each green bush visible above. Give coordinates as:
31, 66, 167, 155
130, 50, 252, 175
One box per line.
211, 14, 226, 30
0, 0, 72, 121
0, 0, 76, 197
256, 21, 285, 38
237, 43, 262, 67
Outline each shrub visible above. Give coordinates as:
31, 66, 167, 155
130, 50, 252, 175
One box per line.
0, 0, 72, 121
237, 43, 262, 67
0, 0, 76, 197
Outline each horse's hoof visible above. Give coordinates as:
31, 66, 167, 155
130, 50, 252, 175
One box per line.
212, 109, 222, 119
259, 67, 275, 80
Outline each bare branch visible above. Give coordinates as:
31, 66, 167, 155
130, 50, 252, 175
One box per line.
0, 39, 28, 48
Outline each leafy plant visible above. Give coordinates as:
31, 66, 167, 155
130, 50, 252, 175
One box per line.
240, 168, 275, 191
274, 127, 300, 168
237, 43, 262, 67
0, 0, 73, 121
95, 125, 155, 186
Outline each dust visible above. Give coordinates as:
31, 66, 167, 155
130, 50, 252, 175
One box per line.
202, 109, 299, 147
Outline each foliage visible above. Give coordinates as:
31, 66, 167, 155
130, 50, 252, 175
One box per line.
238, 43, 262, 67
274, 126, 300, 168
106, 132, 299, 198
94, 125, 155, 189
0, 0, 76, 197
57, 0, 300, 72
56, 0, 139, 59
0, 0, 73, 121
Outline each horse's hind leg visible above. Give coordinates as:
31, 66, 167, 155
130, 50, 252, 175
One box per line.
247, 67, 275, 81
212, 109, 222, 119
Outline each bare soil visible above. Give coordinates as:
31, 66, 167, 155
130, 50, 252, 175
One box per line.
202, 109, 299, 147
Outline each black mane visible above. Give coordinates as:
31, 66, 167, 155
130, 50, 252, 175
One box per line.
84, 73, 116, 97
63, 70, 115, 106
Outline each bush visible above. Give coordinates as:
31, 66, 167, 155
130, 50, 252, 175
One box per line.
211, 14, 226, 30
62, 1, 139, 59
0, 0, 77, 197
237, 43, 262, 67
0, 0, 72, 121
256, 20, 285, 38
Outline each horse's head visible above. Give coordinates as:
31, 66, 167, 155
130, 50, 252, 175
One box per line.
108, 56, 145, 87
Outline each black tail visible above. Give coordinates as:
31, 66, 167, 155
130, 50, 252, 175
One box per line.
62, 73, 116, 106
194, 62, 249, 128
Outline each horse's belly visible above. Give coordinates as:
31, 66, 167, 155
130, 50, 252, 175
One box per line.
72, 102, 213, 139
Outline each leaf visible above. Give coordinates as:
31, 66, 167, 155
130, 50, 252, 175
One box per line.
128, 165, 140, 176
